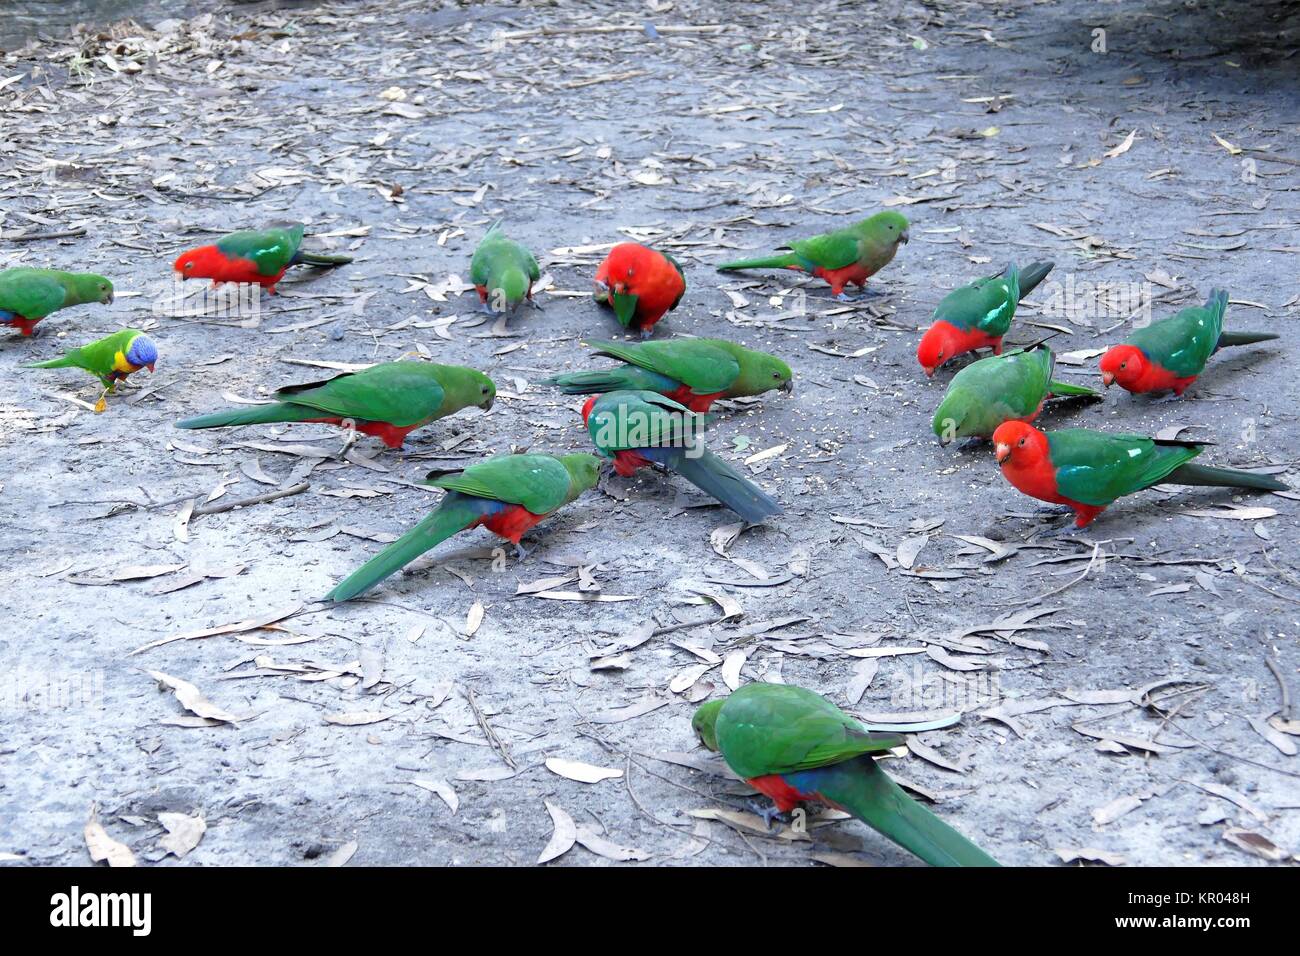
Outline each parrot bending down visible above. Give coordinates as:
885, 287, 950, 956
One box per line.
715, 211, 909, 298
917, 261, 1054, 375
993, 421, 1288, 529
173, 223, 352, 294
325, 452, 601, 601
593, 243, 686, 338
177, 362, 494, 449
582, 390, 782, 522
1099, 289, 1278, 396
22, 328, 157, 412
932, 344, 1099, 445
0, 268, 114, 337
470, 220, 540, 314
692, 684, 1000, 867
542, 337, 793, 412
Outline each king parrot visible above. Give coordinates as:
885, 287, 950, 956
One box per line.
173, 223, 352, 294
470, 220, 540, 314
917, 261, 1054, 375
325, 452, 601, 601
1099, 289, 1278, 396
0, 268, 114, 337
692, 683, 1000, 867
22, 328, 157, 412
593, 243, 686, 339
177, 361, 495, 449
582, 390, 782, 522
932, 344, 1099, 445
715, 211, 909, 298
993, 421, 1288, 529
542, 337, 793, 412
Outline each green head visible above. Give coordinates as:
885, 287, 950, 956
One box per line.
931, 388, 976, 445
857, 211, 910, 246
66, 273, 115, 306
559, 453, 602, 500
691, 700, 724, 751
731, 345, 793, 398
439, 365, 496, 412
491, 266, 530, 311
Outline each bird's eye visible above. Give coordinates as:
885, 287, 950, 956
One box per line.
1018, 437, 1026, 447
481, 385, 489, 394
184, 262, 193, 271
1119, 362, 1126, 370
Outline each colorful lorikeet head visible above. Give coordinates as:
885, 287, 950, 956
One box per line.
1098, 344, 1147, 390
691, 700, 724, 751
125, 334, 158, 371
992, 420, 1048, 466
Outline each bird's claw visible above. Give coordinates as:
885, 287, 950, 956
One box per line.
748, 800, 792, 831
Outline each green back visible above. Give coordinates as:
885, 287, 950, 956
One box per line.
709, 684, 903, 779
1047, 429, 1203, 506
470, 225, 540, 305
215, 223, 305, 276
426, 452, 591, 515
789, 212, 907, 272
275, 362, 493, 427
1126, 292, 1226, 378
932, 347, 1051, 439
587, 390, 699, 455
934, 263, 1019, 335
584, 337, 791, 398
56, 328, 142, 378
0, 268, 112, 318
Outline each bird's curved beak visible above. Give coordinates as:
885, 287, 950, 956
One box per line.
995, 442, 1012, 465
593, 279, 609, 295
780, 379, 794, 395
900, 230, 910, 244
1101, 371, 1114, 387
481, 395, 494, 410
147, 363, 156, 372
107, 292, 115, 304
922, 365, 935, 378
936, 432, 950, 447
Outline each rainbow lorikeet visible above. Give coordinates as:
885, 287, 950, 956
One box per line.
593, 243, 686, 339
582, 390, 781, 522
993, 421, 1288, 529
1099, 290, 1278, 397
716, 211, 909, 298
917, 261, 1054, 376
542, 337, 793, 412
173, 223, 352, 294
0, 268, 114, 337
22, 328, 157, 412
326, 452, 601, 601
932, 344, 1099, 446
176, 362, 494, 449
692, 684, 999, 867
470, 220, 540, 314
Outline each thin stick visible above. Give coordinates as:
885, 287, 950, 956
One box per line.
190, 483, 309, 517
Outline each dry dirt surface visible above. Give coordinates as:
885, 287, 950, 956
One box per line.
1, 0, 1297, 868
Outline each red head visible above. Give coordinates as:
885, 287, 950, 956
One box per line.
1098, 344, 1146, 390
916, 323, 958, 376
173, 245, 221, 280
580, 396, 598, 424
992, 420, 1048, 467
595, 243, 655, 293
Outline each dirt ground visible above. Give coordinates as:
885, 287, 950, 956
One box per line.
1, 0, 1297, 868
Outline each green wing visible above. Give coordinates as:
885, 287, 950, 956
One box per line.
934, 267, 1018, 335
61, 329, 138, 379
216, 224, 304, 276
1048, 429, 1203, 506
715, 684, 902, 779
789, 229, 861, 270
935, 348, 1051, 437
0, 270, 68, 319
1127, 300, 1224, 378
275, 362, 448, 427
587, 390, 698, 454
584, 339, 740, 394
426, 453, 573, 515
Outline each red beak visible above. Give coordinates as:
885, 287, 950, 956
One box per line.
147, 363, 156, 372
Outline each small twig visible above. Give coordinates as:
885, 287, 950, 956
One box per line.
463, 685, 516, 770
190, 482, 309, 517
3, 227, 87, 242
1265, 658, 1294, 722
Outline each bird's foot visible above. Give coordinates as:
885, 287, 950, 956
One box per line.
514, 542, 530, 561
1038, 522, 1084, 538
1034, 505, 1073, 517
748, 799, 792, 831
639, 328, 654, 341
527, 296, 545, 312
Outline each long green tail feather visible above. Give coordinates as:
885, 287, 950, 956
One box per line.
1166, 462, 1288, 493
325, 497, 485, 602
652, 447, 782, 522
813, 756, 1000, 867
1216, 330, 1279, 348
293, 250, 353, 266
716, 252, 801, 271
1046, 379, 1101, 399
1016, 260, 1054, 299
176, 403, 323, 430
543, 367, 663, 394
22, 355, 78, 370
